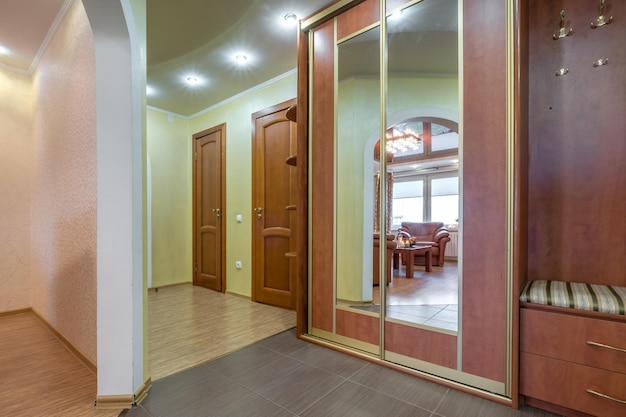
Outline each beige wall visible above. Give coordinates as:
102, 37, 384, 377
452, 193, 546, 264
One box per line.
29, 0, 98, 362
0, 69, 34, 312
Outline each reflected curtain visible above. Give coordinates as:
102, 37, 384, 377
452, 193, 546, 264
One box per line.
374, 172, 393, 232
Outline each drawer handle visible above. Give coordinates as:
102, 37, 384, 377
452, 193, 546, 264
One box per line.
586, 340, 626, 354
586, 389, 626, 405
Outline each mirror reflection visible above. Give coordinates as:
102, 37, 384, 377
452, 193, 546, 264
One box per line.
335, 25, 380, 307
336, 0, 459, 333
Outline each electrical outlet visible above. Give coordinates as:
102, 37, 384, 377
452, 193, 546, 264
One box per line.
235, 261, 242, 269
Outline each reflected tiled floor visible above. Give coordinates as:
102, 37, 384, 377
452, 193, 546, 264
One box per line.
122, 329, 562, 417
387, 304, 458, 331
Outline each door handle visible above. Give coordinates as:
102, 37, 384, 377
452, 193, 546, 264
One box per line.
254, 207, 263, 219
211, 208, 222, 219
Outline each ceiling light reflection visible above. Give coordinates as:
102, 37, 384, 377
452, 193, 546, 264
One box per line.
283, 13, 298, 24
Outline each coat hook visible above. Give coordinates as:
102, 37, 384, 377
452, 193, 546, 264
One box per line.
555, 68, 569, 76
553, 10, 573, 40
591, 0, 613, 28
593, 58, 608, 67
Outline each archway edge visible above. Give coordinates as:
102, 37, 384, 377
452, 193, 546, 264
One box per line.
82, 0, 146, 403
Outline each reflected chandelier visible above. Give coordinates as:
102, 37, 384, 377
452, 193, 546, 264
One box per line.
385, 132, 422, 154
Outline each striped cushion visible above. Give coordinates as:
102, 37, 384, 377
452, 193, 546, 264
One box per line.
520, 280, 626, 316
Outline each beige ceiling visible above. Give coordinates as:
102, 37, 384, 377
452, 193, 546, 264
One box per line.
146, 0, 331, 116
1, 0, 330, 116
2, 0, 457, 118
0, 0, 69, 73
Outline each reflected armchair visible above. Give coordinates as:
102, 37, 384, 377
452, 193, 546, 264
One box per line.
397, 222, 451, 267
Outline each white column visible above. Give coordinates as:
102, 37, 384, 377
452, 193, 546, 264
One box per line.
82, 0, 145, 399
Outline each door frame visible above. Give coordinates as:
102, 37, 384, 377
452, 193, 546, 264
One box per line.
192, 123, 227, 292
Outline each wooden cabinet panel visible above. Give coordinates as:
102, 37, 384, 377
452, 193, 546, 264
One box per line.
310, 19, 337, 333
461, 0, 507, 383
521, 352, 626, 417
521, 308, 626, 374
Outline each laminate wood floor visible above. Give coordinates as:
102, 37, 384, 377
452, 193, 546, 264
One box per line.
0, 312, 119, 417
122, 328, 562, 417
148, 284, 296, 380
0, 284, 295, 417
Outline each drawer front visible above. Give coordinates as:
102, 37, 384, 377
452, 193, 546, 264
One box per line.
521, 352, 626, 417
521, 308, 626, 374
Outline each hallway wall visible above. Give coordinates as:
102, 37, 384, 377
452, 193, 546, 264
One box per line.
30, 0, 98, 363
146, 110, 191, 288
0, 69, 33, 312
189, 73, 297, 297
146, 73, 296, 297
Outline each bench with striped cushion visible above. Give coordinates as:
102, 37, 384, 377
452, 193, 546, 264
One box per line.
520, 280, 626, 316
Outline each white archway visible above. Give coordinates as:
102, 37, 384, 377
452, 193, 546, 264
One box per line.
82, 0, 147, 405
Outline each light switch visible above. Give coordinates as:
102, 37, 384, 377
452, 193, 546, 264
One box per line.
236, 214, 243, 223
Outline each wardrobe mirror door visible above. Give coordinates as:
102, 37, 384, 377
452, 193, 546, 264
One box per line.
383, 0, 460, 332
335, 25, 381, 311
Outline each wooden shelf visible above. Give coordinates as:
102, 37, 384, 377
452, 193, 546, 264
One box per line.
285, 251, 297, 258
286, 105, 297, 122
285, 205, 297, 211
285, 155, 297, 166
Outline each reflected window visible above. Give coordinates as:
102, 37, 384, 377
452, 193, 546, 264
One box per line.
392, 174, 458, 227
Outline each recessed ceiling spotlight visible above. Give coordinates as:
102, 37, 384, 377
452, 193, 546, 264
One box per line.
235, 54, 248, 64
283, 13, 298, 24
0, 45, 10, 55
185, 76, 200, 85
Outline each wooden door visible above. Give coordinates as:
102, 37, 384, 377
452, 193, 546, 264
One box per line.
193, 124, 226, 292
252, 99, 297, 309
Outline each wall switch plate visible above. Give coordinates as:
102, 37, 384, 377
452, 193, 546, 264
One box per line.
235, 261, 242, 269
236, 214, 243, 223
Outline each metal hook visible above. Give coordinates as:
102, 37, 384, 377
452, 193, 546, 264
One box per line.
555, 68, 569, 77
593, 58, 608, 67
553, 10, 573, 40
591, 0, 613, 28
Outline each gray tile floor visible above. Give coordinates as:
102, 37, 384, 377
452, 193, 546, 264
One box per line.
121, 329, 561, 417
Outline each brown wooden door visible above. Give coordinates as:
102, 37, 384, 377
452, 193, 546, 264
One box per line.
252, 99, 297, 309
193, 124, 225, 292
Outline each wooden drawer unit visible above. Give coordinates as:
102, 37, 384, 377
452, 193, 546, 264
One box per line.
521, 308, 626, 374
521, 352, 626, 417
520, 308, 626, 416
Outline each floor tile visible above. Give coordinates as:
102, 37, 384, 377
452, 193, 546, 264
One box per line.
287, 343, 368, 378
207, 344, 283, 379
251, 362, 347, 415
349, 363, 448, 411
434, 389, 562, 417
120, 405, 153, 417
258, 328, 309, 355
235, 355, 303, 389
300, 380, 432, 417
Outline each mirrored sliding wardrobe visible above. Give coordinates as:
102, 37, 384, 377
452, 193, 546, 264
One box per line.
295, 0, 524, 407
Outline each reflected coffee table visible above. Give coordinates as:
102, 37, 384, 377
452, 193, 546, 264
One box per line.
393, 245, 432, 277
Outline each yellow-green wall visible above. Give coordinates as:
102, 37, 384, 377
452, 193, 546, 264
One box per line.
147, 71, 455, 300
147, 110, 192, 287
147, 72, 296, 297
